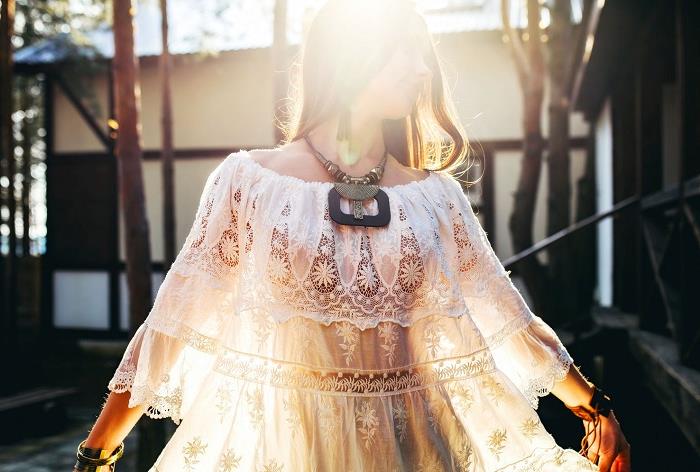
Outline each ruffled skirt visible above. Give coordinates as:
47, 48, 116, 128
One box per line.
144, 361, 596, 471
109, 273, 597, 471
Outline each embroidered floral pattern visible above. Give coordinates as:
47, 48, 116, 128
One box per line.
252, 312, 275, 352
482, 374, 506, 405
259, 459, 283, 472
318, 395, 341, 450
183, 436, 208, 471
448, 382, 474, 416
455, 438, 474, 472
355, 400, 379, 450
423, 318, 447, 358
424, 395, 444, 434
416, 454, 444, 472
218, 448, 241, 471
257, 192, 465, 330
520, 417, 542, 439
282, 390, 304, 439
108, 153, 590, 472
247, 385, 264, 431
215, 382, 234, 423
378, 321, 400, 366
487, 428, 508, 460
450, 206, 479, 275
392, 397, 409, 442
335, 321, 360, 366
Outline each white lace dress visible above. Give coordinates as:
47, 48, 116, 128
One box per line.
108, 150, 597, 472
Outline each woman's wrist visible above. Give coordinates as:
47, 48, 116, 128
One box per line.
551, 364, 596, 408
563, 379, 596, 408
83, 431, 121, 453
74, 439, 125, 471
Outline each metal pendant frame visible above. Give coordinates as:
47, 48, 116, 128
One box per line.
328, 184, 391, 227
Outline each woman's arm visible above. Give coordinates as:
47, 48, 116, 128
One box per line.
550, 363, 595, 406
83, 390, 145, 452
551, 365, 631, 472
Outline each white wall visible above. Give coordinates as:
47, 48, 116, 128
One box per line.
52, 30, 590, 265
53, 47, 275, 153
492, 148, 588, 263
53, 271, 110, 329
595, 97, 614, 307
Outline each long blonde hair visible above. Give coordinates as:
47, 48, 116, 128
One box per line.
279, 0, 474, 178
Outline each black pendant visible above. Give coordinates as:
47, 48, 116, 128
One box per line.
328, 183, 391, 227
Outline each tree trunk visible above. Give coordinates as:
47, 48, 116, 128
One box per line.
509, 88, 547, 317
156, 0, 176, 448
112, 0, 160, 467
272, 0, 287, 144
160, 0, 175, 272
545, 0, 574, 325
502, 0, 549, 318
21, 75, 34, 258
0, 0, 17, 396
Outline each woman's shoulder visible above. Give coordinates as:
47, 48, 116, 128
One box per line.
245, 141, 337, 184
243, 141, 438, 188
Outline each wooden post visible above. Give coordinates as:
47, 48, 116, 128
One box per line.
635, 8, 665, 334
677, 0, 700, 368
611, 65, 638, 314
160, 0, 175, 272
112, 0, 161, 466
0, 0, 17, 396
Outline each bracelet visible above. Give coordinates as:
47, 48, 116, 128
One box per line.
74, 440, 125, 472
564, 385, 613, 462
566, 385, 613, 421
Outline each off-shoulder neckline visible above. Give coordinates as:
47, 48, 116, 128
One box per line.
234, 149, 441, 193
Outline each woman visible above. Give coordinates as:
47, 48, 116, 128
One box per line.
74, 1, 631, 471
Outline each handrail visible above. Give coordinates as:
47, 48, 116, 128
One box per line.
501, 195, 640, 269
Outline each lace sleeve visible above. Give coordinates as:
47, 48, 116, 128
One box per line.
446, 177, 573, 410
107, 153, 248, 423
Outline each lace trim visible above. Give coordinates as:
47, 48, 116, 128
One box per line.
112, 321, 500, 403
482, 314, 573, 409
107, 367, 135, 392
233, 303, 470, 331
484, 313, 534, 348
254, 201, 468, 330
214, 345, 497, 398
495, 444, 597, 472
107, 364, 184, 424
522, 347, 573, 410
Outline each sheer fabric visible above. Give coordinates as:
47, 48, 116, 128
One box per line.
108, 150, 596, 471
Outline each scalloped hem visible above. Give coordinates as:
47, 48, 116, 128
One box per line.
108, 372, 184, 425
482, 314, 574, 410
523, 349, 573, 410
494, 444, 597, 471
233, 303, 471, 331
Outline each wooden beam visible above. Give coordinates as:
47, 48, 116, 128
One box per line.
52, 73, 112, 150
502, 195, 639, 268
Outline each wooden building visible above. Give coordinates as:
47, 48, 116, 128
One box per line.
6, 0, 700, 461
14, 0, 591, 338
571, 0, 700, 456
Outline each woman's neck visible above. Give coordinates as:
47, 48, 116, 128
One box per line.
306, 111, 388, 173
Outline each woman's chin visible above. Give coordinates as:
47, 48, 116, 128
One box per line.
383, 103, 415, 120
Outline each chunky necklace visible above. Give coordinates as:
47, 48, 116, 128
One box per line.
303, 134, 391, 227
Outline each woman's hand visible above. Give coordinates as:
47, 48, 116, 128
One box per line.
583, 411, 631, 472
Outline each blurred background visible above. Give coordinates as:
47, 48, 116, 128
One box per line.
0, 0, 698, 470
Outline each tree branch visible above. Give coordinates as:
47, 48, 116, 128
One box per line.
527, 0, 545, 80
501, 0, 530, 85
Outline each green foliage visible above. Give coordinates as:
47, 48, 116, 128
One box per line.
14, 0, 110, 49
